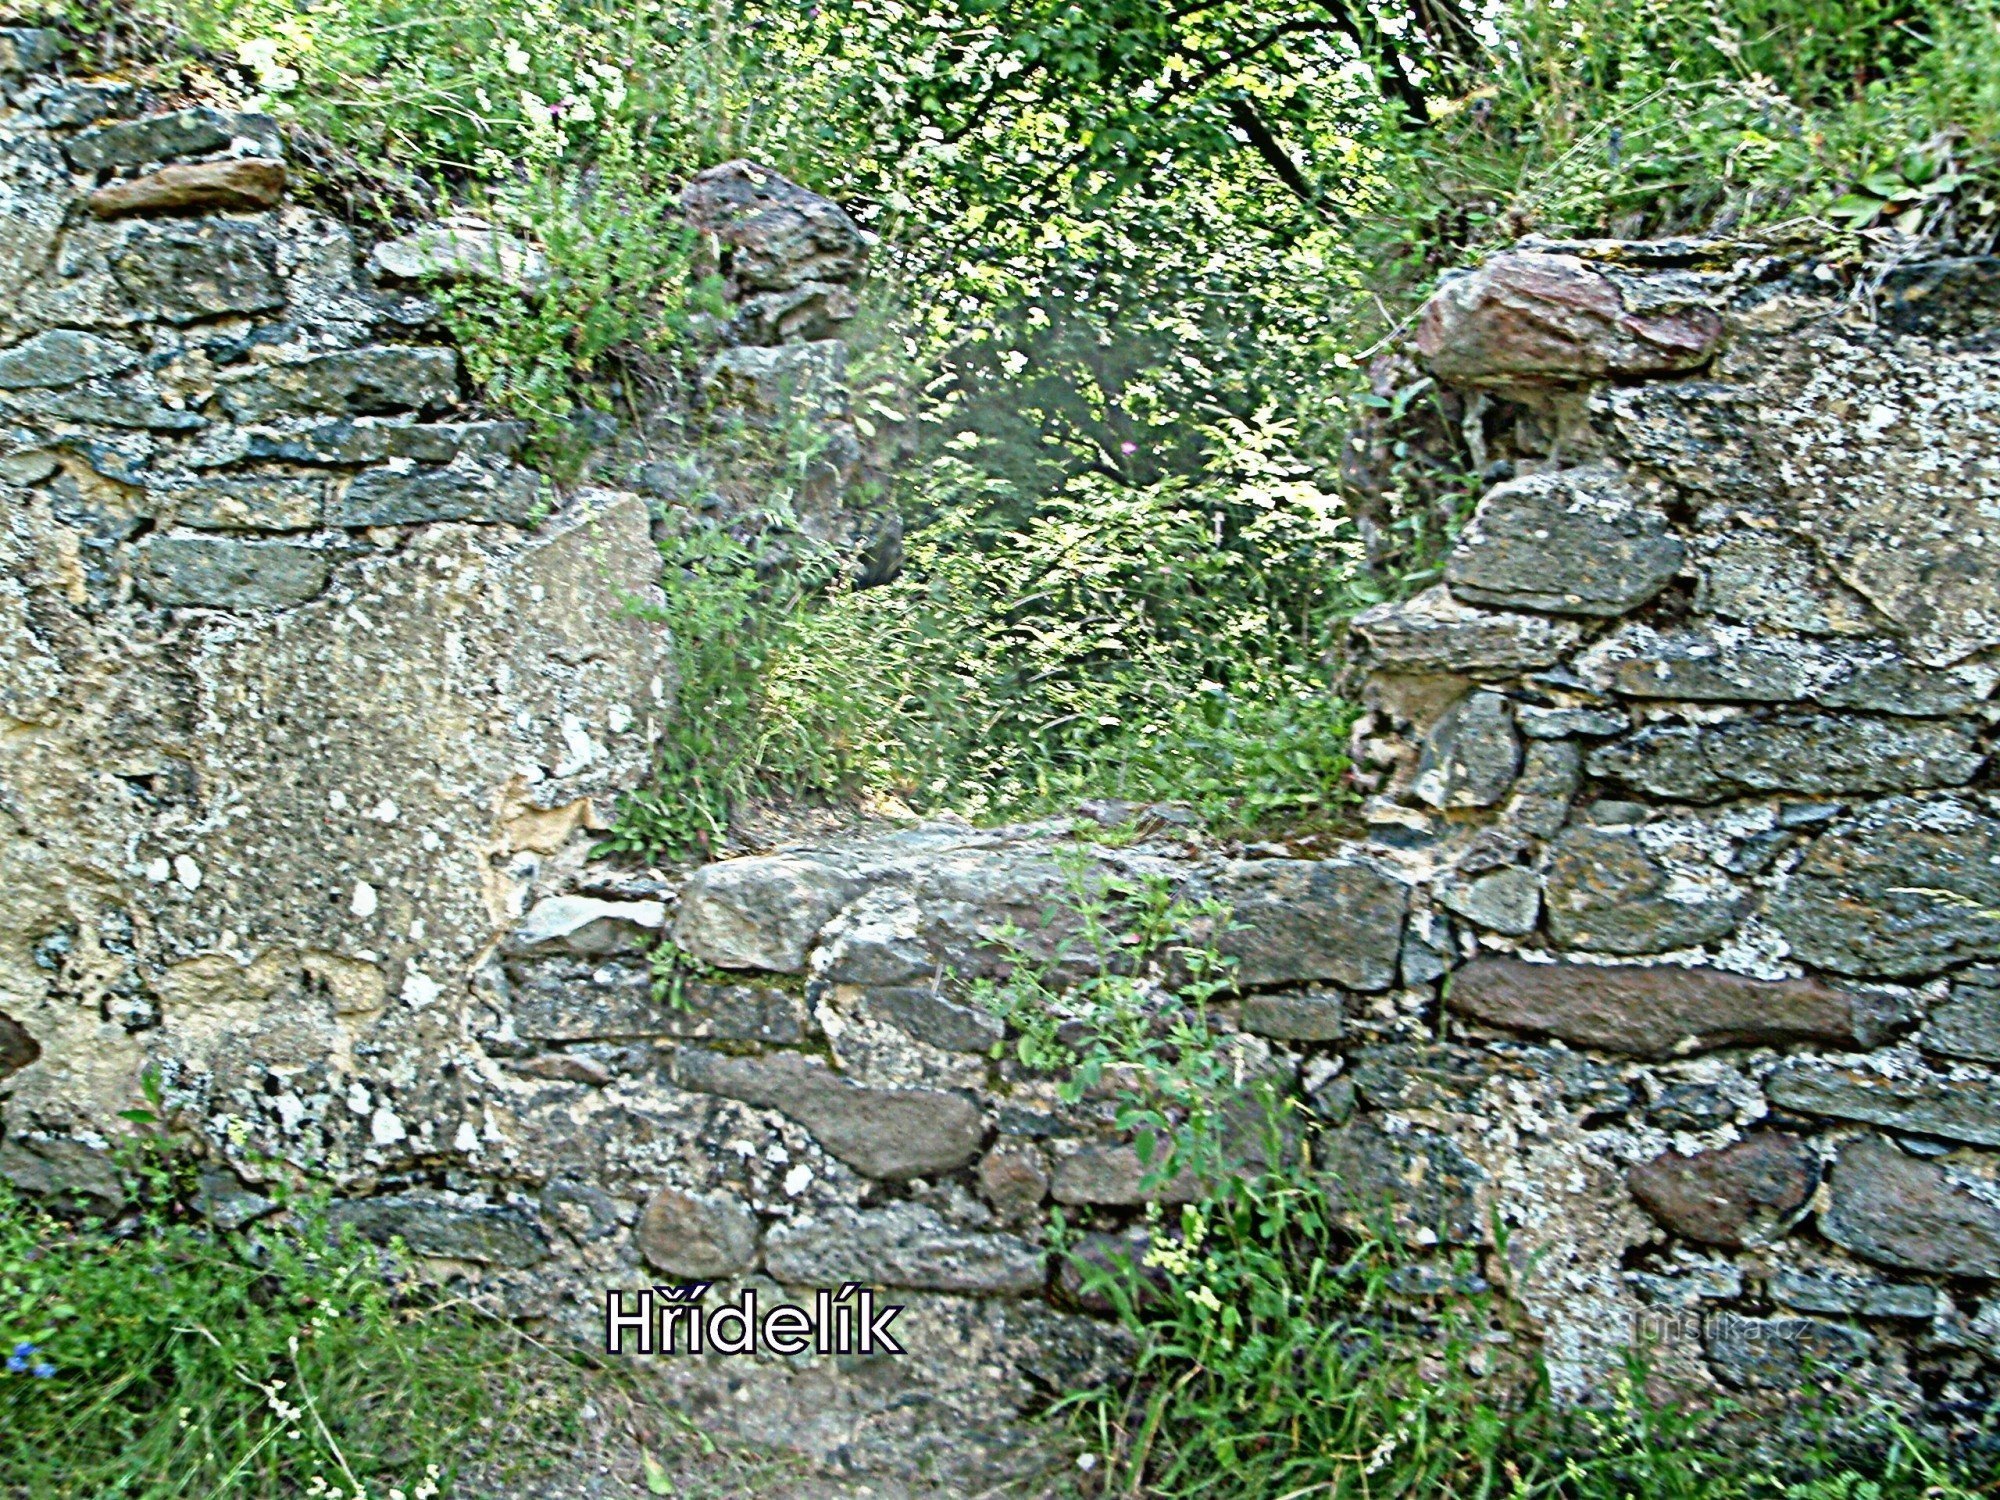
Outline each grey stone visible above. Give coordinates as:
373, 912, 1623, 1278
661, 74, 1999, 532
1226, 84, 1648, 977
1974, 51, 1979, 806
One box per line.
764, 1203, 1043, 1294
1517, 704, 1628, 739
701, 341, 849, 424
38, 82, 135, 129
1704, 1315, 1870, 1390
1445, 466, 1683, 617
637, 1187, 760, 1278
674, 854, 863, 973
1447, 954, 1882, 1057
1050, 1143, 1201, 1206
1647, 1082, 1736, 1132
134, 535, 330, 609
196, 1167, 279, 1231
1505, 738, 1582, 838
328, 1192, 550, 1268
811, 887, 933, 985
680, 159, 867, 295
0, 1008, 39, 1080
1696, 529, 1882, 638
1587, 715, 1983, 803
731, 281, 861, 345
1415, 251, 1722, 385
369, 221, 550, 295
1628, 1263, 1743, 1305
503, 956, 804, 1044
1765, 1062, 2000, 1148
1920, 967, 2000, 1063
0, 27, 60, 78
1413, 690, 1520, 809
65, 108, 279, 173
1627, 1134, 1818, 1247
0, 1136, 121, 1208
1346, 1041, 1630, 1117
1765, 796, 2000, 979
0, 380, 205, 432
333, 464, 543, 527
673, 1047, 983, 1180
1578, 624, 1991, 714
1350, 584, 1582, 672
1768, 1271, 1937, 1320
0, 135, 69, 320
1318, 1116, 1481, 1244
111, 222, 286, 324
200, 418, 526, 467
170, 475, 325, 532
539, 1179, 622, 1242
1400, 908, 1455, 985
865, 987, 1005, 1052
1542, 827, 1741, 955
1238, 990, 1345, 1042
1822, 1136, 2000, 1278
507, 895, 665, 956
0, 330, 138, 389
219, 347, 461, 421
1439, 867, 1541, 936
1213, 856, 1407, 991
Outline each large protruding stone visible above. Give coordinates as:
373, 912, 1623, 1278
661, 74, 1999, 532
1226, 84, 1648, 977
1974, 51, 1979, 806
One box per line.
673, 854, 863, 972
1415, 252, 1722, 386
680, 159, 867, 293
1446, 955, 1888, 1058
112, 222, 286, 324
1412, 690, 1520, 809
88, 159, 287, 219
1587, 715, 1983, 803
1821, 1136, 2000, 1278
673, 1048, 982, 1180
1445, 466, 1683, 617
1350, 584, 1582, 672
1765, 796, 2000, 979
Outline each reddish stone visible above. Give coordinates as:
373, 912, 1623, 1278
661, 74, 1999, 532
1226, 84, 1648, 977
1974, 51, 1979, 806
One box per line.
88, 158, 286, 219
1628, 1134, 1819, 1247
1447, 954, 1869, 1058
977, 1141, 1050, 1220
1416, 252, 1722, 386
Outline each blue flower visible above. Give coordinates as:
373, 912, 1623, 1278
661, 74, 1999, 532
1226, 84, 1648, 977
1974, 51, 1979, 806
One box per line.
6, 1342, 34, 1374
30, 1362, 53, 1379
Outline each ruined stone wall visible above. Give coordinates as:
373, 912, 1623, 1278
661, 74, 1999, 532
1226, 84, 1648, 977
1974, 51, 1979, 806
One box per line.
10, 22, 2000, 1492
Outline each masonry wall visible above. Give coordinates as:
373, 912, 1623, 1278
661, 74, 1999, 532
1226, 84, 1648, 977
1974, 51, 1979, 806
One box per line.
8, 23, 2000, 1491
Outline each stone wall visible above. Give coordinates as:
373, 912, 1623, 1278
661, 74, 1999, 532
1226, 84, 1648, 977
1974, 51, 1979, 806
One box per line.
10, 22, 2000, 1492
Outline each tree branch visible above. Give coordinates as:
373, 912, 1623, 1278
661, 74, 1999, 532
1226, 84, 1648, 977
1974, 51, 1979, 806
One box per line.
1224, 96, 1318, 208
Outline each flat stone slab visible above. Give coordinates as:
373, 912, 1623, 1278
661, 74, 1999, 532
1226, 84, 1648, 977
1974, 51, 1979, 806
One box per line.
1821, 1136, 2000, 1277
1351, 584, 1582, 672
1446, 954, 1884, 1057
1587, 714, 1983, 803
133, 534, 330, 609
1213, 856, 1407, 991
218, 347, 461, 421
88, 158, 286, 218
328, 1192, 550, 1268
1766, 1062, 2000, 1147
0, 329, 138, 389
1542, 826, 1742, 956
764, 1203, 1043, 1294
1445, 465, 1683, 617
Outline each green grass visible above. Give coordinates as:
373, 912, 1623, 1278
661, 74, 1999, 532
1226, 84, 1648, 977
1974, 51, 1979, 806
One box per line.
0, 1171, 585, 1499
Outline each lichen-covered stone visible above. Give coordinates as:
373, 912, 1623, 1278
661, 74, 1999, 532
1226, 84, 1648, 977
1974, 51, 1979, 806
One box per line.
1413, 690, 1520, 809
1766, 1062, 2000, 1148
1050, 1143, 1201, 1206
0, 1137, 121, 1208
1627, 1134, 1818, 1247
1517, 705, 1628, 739
0, 330, 139, 389
1821, 1136, 2000, 1277
88, 158, 286, 219
0, 135, 72, 335
764, 1203, 1043, 1294
1213, 856, 1407, 991
1319, 1116, 1481, 1243
1446, 955, 1881, 1057
674, 854, 863, 972
1351, 584, 1582, 672
327, 1192, 550, 1268
1542, 827, 1741, 955
673, 1047, 982, 1179
1765, 796, 2000, 979
1587, 715, 1983, 803
111, 222, 286, 324
701, 340, 849, 424
1704, 1315, 1870, 1391
1238, 989, 1345, 1042
1444, 466, 1684, 616
1439, 867, 1541, 936
134, 534, 331, 609
0, 27, 60, 78
170, 475, 325, 532
862, 986, 1006, 1052
66, 108, 282, 173
506, 895, 664, 956
1767, 1271, 1937, 1320
332, 463, 542, 527
637, 1187, 760, 1278
369, 220, 550, 294
201, 418, 526, 468
1920, 967, 2000, 1063
1415, 252, 1722, 385
1694, 529, 1883, 638
218, 347, 461, 421
977, 1142, 1050, 1220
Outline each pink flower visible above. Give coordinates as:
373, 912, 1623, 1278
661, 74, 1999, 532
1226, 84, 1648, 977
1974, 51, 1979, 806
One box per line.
1119, 441, 1137, 455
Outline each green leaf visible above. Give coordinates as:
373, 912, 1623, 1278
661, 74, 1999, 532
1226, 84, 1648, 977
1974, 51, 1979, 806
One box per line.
641, 1448, 675, 1495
